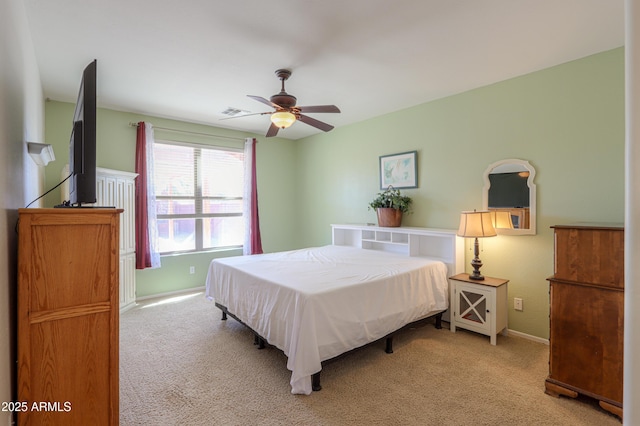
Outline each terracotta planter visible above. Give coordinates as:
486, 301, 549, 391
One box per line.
376, 208, 403, 227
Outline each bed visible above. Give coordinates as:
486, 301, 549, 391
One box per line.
205, 224, 464, 395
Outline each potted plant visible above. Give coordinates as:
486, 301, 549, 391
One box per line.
368, 186, 413, 227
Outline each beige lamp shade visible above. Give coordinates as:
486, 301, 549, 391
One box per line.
270, 111, 296, 129
457, 210, 497, 238
490, 210, 514, 229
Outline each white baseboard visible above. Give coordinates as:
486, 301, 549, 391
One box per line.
508, 328, 549, 345
135, 286, 206, 302
441, 320, 548, 345
119, 301, 137, 314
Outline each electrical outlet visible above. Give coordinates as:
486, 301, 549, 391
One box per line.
514, 297, 523, 311
189, 266, 195, 274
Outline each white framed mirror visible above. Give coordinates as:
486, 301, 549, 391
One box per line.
482, 159, 536, 235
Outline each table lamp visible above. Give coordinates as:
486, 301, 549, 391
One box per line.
457, 210, 497, 280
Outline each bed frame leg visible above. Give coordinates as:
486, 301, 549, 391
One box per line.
434, 313, 443, 329
221, 311, 227, 321
312, 372, 322, 391
385, 336, 394, 354
253, 334, 266, 349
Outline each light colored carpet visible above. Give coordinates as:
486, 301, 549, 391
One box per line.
119, 291, 620, 425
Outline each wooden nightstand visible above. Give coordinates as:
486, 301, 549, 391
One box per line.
449, 273, 509, 345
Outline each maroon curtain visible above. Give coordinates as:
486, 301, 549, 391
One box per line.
248, 139, 263, 254
135, 122, 152, 269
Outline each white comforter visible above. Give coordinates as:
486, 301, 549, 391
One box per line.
205, 245, 449, 394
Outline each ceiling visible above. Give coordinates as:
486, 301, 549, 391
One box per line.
23, 0, 624, 140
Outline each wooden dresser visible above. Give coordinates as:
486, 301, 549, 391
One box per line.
545, 223, 624, 418
17, 208, 122, 425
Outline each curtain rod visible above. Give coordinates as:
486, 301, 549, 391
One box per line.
129, 122, 247, 142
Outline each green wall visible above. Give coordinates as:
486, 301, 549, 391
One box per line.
43, 105, 298, 297
43, 47, 624, 339
295, 48, 625, 339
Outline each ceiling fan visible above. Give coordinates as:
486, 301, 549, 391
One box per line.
228, 69, 341, 138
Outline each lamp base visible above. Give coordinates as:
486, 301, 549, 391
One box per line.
469, 237, 485, 280
468, 270, 485, 280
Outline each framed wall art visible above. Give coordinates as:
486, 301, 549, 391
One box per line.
379, 151, 418, 189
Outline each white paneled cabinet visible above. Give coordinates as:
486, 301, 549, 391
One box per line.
96, 168, 137, 312
62, 166, 138, 312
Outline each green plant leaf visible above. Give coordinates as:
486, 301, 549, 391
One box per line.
368, 185, 413, 214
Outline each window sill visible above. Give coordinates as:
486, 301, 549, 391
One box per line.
160, 246, 243, 258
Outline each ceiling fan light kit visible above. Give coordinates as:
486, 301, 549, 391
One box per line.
231, 68, 340, 137
271, 111, 296, 129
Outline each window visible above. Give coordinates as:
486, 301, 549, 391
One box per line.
153, 141, 244, 254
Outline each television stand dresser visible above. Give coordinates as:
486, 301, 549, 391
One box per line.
17, 208, 121, 425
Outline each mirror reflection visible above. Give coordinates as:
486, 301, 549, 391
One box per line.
482, 159, 536, 235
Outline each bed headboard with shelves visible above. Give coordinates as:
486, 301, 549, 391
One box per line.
331, 224, 465, 279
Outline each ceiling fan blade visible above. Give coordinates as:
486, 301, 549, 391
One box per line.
219, 112, 270, 121
298, 114, 334, 132
297, 105, 341, 113
265, 122, 280, 137
247, 95, 279, 109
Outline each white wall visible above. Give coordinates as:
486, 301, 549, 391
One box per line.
0, 0, 45, 423
625, 1, 640, 422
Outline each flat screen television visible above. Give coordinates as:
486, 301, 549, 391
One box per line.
68, 59, 97, 206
